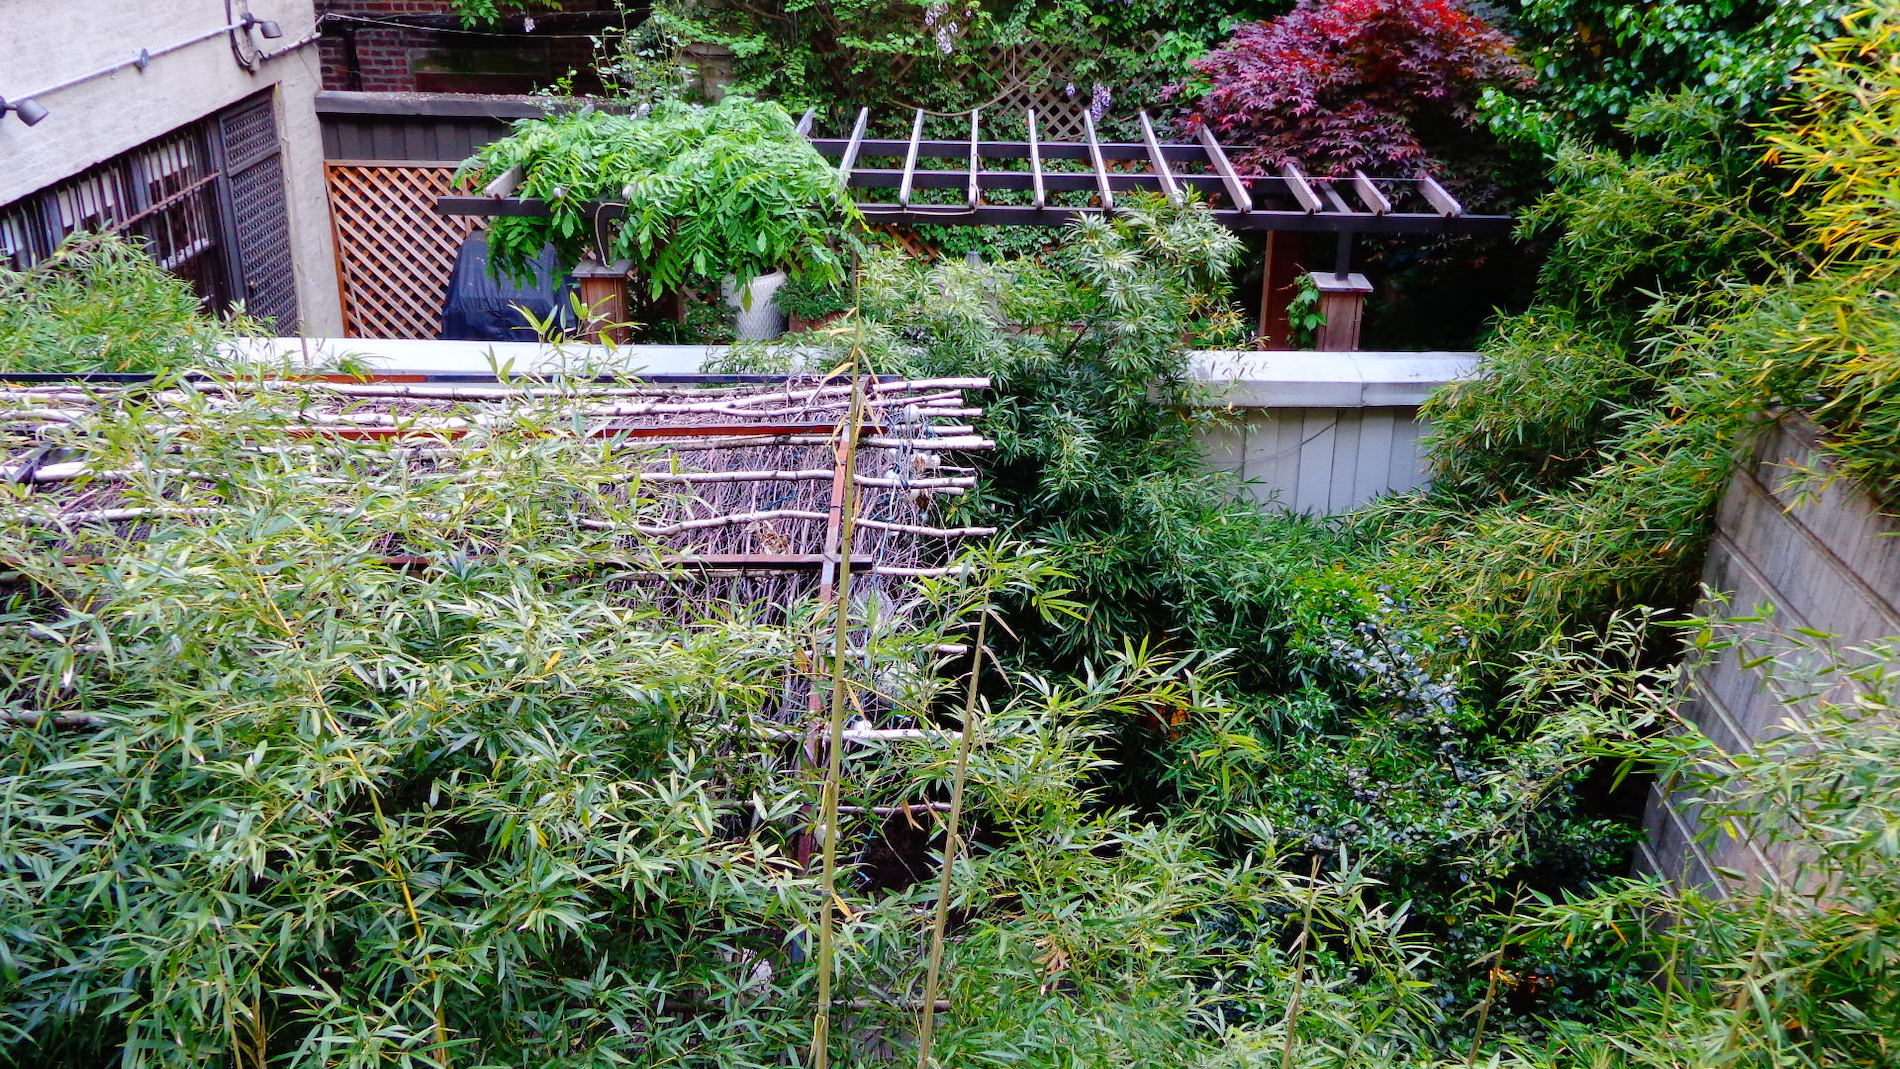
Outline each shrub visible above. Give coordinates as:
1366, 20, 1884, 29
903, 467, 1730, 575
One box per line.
464, 97, 862, 298
0, 236, 232, 374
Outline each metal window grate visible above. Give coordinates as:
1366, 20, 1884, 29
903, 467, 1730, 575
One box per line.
0, 122, 230, 309
219, 99, 281, 171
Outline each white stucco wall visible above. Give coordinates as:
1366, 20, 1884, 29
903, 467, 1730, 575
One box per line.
0, 1, 341, 333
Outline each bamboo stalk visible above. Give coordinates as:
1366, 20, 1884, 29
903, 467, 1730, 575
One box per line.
812, 374, 868, 1069
914, 602, 987, 1069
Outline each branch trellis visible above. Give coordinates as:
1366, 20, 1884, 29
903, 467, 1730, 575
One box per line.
0, 369, 999, 1064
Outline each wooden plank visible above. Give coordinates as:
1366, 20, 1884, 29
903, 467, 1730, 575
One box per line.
1294, 410, 1337, 512
1418, 176, 1463, 217
1194, 125, 1252, 213
1026, 109, 1046, 208
1326, 409, 1362, 513
482, 164, 523, 199
1350, 406, 1397, 508
1350, 170, 1392, 215
1081, 111, 1114, 211
795, 108, 816, 135
898, 108, 925, 208
967, 110, 982, 208
1138, 111, 1183, 206
837, 107, 869, 182
1386, 416, 1427, 493
1279, 162, 1321, 213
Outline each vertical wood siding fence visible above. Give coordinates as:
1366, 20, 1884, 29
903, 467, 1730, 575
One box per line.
1188, 351, 1475, 514
1640, 416, 1900, 893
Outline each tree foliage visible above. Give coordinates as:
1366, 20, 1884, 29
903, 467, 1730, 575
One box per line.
1487, 0, 1849, 146
1182, 0, 1528, 180
464, 97, 861, 296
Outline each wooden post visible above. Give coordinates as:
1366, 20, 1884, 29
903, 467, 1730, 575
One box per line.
1310, 271, 1373, 352
573, 258, 634, 344
1257, 231, 1309, 349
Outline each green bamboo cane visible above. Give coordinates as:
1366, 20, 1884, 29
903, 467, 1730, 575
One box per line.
914, 592, 988, 1069
812, 372, 867, 1069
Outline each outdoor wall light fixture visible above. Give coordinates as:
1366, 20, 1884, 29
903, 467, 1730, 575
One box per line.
0, 98, 49, 126
241, 14, 285, 38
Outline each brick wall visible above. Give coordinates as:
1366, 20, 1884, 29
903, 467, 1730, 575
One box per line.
315, 1, 618, 95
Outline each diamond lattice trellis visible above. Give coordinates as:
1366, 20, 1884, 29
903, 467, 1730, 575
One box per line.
326, 164, 475, 339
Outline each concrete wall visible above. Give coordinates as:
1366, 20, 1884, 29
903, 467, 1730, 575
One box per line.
0, 0, 342, 333
1188, 350, 1476, 513
1640, 416, 1900, 893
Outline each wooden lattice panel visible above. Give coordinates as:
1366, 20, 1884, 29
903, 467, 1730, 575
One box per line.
326, 164, 475, 339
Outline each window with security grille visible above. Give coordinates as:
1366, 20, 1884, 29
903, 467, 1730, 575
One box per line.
0, 91, 298, 330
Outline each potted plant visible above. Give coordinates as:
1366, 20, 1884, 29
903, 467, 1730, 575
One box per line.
461, 96, 862, 340
775, 272, 853, 333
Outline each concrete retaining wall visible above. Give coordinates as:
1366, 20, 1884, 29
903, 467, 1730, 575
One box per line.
1639, 416, 1900, 893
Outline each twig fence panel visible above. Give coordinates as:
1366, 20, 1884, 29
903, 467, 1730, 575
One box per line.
326, 162, 474, 339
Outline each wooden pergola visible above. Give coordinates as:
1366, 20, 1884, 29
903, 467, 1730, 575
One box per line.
437, 106, 1514, 348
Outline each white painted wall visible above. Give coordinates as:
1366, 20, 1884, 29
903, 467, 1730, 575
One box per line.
0, 1, 341, 333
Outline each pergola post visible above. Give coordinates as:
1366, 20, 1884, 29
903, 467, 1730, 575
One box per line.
573, 258, 634, 344
1309, 271, 1374, 352
1257, 232, 1309, 348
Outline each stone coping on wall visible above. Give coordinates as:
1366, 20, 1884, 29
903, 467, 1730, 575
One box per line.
1187, 350, 1482, 408
224, 339, 1481, 400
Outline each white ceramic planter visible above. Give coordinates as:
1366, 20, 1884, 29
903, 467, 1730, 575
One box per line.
724, 271, 788, 341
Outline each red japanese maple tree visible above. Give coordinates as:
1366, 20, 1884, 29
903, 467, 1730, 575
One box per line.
1183, 0, 1529, 178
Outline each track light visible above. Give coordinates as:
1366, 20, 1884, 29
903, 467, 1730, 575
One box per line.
242, 14, 284, 39
0, 98, 47, 126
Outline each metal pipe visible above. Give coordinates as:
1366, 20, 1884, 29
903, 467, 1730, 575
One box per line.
2, 14, 283, 104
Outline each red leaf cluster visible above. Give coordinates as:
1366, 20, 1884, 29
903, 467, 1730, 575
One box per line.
1184, 0, 1529, 178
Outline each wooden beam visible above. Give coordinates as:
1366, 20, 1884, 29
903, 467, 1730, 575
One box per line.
1320, 181, 1356, 216
1138, 111, 1183, 206
1418, 175, 1464, 217
1279, 162, 1321, 213
1195, 125, 1252, 213
481, 164, 522, 199
837, 106, 869, 183
795, 107, 816, 136
897, 108, 925, 208
967, 109, 981, 209
1026, 108, 1046, 208
1082, 111, 1114, 212
1350, 170, 1392, 216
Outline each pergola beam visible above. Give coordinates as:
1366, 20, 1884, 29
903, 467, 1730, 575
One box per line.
1194, 124, 1252, 214
966, 110, 981, 209
836, 106, 869, 183
897, 109, 924, 208
439, 109, 1512, 239
1081, 111, 1114, 212
1138, 111, 1182, 207
1026, 109, 1046, 208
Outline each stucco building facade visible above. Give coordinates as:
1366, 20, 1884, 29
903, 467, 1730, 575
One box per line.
0, 0, 343, 334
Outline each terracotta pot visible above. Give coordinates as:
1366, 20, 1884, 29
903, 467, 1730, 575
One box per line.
789, 309, 847, 334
